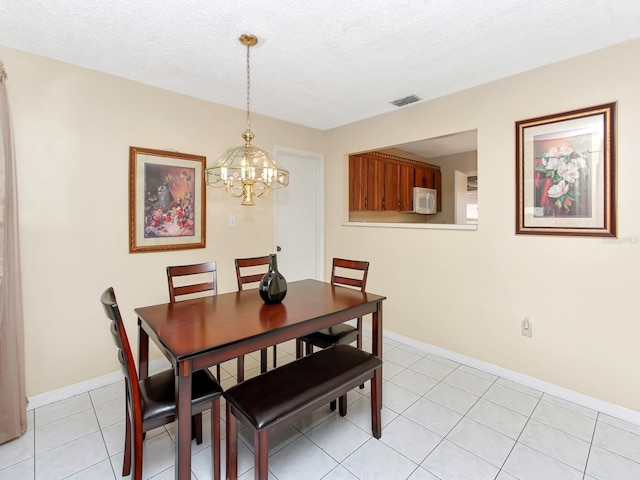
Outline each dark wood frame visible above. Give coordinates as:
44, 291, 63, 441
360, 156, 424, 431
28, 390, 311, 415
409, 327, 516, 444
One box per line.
515, 103, 617, 237
129, 146, 206, 253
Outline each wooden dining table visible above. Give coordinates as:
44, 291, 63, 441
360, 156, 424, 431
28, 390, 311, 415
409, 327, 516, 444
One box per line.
134, 278, 386, 480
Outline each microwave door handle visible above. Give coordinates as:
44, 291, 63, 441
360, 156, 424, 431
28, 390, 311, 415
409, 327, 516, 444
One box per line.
428, 194, 435, 212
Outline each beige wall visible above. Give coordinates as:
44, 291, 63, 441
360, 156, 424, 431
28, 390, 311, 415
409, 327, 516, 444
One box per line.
0, 46, 325, 396
325, 39, 640, 412
3, 38, 640, 413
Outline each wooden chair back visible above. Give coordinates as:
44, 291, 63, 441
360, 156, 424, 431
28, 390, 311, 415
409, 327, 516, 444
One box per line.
101, 287, 222, 480
234, 255, 275, 374
234, 256, 270, 291
166, 261, 217, 302
331, 258, 369, 292
100, 288, 142, 433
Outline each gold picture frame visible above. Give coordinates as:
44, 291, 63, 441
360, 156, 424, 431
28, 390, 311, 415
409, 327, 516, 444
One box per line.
129, 146, 206, 253
515, 103, 616, 237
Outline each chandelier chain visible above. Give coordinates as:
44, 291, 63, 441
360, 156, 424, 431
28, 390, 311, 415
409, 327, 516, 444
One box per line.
245, 41, 251, 132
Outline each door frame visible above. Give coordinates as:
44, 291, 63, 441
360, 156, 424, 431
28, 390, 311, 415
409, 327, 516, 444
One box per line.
273, 145, 325, 281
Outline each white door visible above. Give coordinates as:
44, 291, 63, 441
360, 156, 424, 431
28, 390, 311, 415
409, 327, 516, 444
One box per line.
273, 147, 324, 281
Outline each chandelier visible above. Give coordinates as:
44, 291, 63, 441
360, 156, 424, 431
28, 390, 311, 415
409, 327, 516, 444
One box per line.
206, 34, 289, 206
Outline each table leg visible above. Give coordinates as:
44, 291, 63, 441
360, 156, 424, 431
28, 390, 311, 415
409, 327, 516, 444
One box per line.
372, 301, 383, 408
138, 319, 149, 380
175, 361, 192, 480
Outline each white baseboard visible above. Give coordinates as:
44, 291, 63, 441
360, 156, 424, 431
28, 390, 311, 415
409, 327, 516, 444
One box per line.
28, 330, 640, 428
380, 328, 640, 427
27, 357, 171, 411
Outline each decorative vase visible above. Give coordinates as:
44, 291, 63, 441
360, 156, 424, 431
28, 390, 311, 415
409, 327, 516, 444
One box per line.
259, 254, 287, 304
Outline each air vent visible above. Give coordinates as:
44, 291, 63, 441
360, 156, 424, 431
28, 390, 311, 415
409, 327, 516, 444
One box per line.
390, 94, 422, 107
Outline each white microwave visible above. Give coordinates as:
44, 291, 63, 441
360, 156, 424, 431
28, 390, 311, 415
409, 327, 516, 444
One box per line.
413, 187, 437, 214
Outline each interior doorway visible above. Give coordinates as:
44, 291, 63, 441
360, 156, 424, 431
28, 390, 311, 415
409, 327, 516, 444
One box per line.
273, 146, 324, 281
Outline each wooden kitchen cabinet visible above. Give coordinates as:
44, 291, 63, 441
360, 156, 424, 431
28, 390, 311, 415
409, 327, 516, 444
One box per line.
348, 155, 385, 210
349, 152, 439, 212
415, 166, 435, 189
399, 164, 414, 211
349, 155, 367, 210
367, 157, 385, 210
384, 162, 399, 210
433, 168, 442, 211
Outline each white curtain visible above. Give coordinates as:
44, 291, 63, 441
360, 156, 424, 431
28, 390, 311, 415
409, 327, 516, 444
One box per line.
0, 59, 27, 444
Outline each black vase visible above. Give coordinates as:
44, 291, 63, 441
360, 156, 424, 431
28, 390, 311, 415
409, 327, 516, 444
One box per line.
259, 254, 287, 304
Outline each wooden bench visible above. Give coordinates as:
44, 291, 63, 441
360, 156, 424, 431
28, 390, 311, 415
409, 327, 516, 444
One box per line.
224, 344, 383, 480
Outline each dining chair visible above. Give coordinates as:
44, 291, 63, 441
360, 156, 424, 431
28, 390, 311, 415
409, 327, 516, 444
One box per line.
100, 287, 222, 480
234, 255, 276, 378
296, 258, 370, 409
297, 258, 369, 357
166, 260, 226, 381
298, 258, 369, 351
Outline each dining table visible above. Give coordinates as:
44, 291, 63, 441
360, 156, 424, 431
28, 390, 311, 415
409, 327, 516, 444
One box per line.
134, 278, 386, 480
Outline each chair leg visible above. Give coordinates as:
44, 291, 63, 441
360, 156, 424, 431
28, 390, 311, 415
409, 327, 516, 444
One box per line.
192, 413, 203, 444
260, 348, 268, 373
133, 422, 143, 480
226, 404, 238, 480
357, 318, 365, 389
329, 399, 337, 411
272, 345, 277, 368
216, 364, 221, 382
255, 429, 269, 480
237, 355, 245, 382
305, 341, 314, 356
211, 399, 221, 480
295, 339, 304, 359
122, 408, 132, 476
338, 394, 348, 416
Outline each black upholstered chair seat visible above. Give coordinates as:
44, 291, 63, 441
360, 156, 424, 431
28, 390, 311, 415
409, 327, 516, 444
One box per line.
140, 369, 223, 423
300, 324, 358, 350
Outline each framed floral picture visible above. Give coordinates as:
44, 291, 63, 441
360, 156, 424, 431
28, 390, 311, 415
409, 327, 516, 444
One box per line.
129, 147, 206, 253
515, 103, 616, 237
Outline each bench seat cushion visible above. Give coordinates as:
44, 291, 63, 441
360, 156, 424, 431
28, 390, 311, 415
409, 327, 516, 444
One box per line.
224, 344, 381, 430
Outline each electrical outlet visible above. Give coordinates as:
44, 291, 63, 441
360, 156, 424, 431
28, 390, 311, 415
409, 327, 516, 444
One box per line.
521, 317, 532, 337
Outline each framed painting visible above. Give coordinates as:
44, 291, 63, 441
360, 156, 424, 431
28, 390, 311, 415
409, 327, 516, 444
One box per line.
129, 146, 206, 253
515, 102, 616, 237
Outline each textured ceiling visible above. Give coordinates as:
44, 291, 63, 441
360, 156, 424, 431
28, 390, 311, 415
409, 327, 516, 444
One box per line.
1, 0, 639, 132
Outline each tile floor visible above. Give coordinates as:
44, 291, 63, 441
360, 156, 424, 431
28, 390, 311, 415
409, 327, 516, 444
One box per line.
2, 335, 640, 479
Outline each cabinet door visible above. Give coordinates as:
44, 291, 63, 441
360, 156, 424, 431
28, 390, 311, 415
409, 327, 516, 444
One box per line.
414, 166, 424, 187
384, 163, 400, 210
349, 155, 368, 210
425, 167, 436, 188
433, 168, 442, 211
367, 157, 385, 210
399, 164, 414, 211
415, 166, 431, 188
